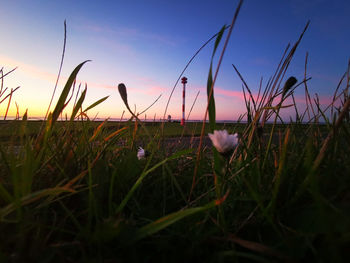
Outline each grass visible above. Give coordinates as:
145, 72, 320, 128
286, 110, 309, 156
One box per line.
1, 2, 350, 262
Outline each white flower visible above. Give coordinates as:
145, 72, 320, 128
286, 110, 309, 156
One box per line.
208, 130, 238, 154
137, 147, 146, 160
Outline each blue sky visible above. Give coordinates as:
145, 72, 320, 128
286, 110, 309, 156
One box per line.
0, 0, 349, 120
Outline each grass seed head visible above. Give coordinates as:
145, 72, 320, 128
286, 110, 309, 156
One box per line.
282, 76, 297, 97
118, 83, 128, 105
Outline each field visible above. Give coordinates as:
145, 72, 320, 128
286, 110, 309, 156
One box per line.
1, 94, 349, 263
1, 8, 350, 263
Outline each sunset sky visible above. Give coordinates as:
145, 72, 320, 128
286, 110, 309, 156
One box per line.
0, 0, 349, 121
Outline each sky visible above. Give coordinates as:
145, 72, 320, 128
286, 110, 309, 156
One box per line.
0, 0, 349, 121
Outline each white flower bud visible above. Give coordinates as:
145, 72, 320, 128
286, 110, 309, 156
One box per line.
208, 130, 238, 154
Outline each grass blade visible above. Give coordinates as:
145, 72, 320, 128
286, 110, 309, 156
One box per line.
104, 126, 128, 142
83, 95, 109, 113
0, 187, 74, 221
50, 60, 90, 128
70, 86, 87, 122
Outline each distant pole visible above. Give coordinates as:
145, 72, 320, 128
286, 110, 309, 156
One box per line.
181, 77, 187, 126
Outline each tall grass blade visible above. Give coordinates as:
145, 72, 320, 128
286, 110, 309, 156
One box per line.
45, 20, 67, 120
50, 60, 90, 128
161, 25, 231, 133
191, 1, 243, 200
207, 25, 226, 132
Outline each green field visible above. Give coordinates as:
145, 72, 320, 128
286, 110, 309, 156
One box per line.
0, 120, 241, 138
0, 112, 349, 262
0, 119, 323, 141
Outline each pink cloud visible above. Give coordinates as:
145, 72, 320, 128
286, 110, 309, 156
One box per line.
0, 55, 101, 91
213, 86, 339, 109
0, 55, 156, 96
123, 85, 165, 95
215, 87, 245, 100
0, 55, 59, 83
0, 55, 98, 91
187, 85, 246, 100
191, 85, 340, 114
89, 81, 166, 96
